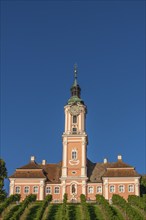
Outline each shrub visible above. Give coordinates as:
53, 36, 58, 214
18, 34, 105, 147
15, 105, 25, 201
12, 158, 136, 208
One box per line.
35, 195, 52, 220
80, 194, 86, 204
62, 193, 68, 219
80, 194, 90, 220
10, 194, 36, 220
0, 194, 21, 215
96, 195, 114, 220
128, 195, 146, 211
112, 194, 143, 220
3, 204, 21, 220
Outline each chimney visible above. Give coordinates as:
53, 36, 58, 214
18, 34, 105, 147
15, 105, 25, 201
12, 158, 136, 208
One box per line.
118, 155, 122, 160
42, 160, 46, 165
103, 158, 108, 164
30, 156, 35, 162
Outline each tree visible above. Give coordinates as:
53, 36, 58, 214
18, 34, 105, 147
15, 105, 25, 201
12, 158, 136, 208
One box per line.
0, 158, 8, 202
140, 175, 146, 196
62, 193, 68, 218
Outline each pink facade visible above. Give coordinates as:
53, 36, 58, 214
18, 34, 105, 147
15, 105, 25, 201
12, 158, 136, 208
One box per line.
9, 66, 140, 202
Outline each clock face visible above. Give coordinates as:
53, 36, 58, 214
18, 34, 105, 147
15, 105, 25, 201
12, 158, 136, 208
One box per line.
70, 105, 81, 116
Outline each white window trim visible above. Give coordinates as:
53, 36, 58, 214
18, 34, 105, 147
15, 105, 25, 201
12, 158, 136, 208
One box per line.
33, 186, 39, 194
97, 186, 102, 193
54, 186, 60, 194
109, 185, 115, 193
88, 186, 94, 194
118, 185, 125, 193
46, 186, 52, 194
128, 184, 134, 192
73, 115, 77, 124
24, 186, 30, 194
15, 186, 21, 194
71, 149, 77, 160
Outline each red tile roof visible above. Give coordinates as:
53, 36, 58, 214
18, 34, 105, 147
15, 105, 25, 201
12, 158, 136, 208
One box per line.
9, 170, 46, 178
9, 158, 140, 182
87, 159, 140, 182
9, 161, 62, 183
18, 161, 41, 169
40, 162, 62, 183
102, 168, 140, 177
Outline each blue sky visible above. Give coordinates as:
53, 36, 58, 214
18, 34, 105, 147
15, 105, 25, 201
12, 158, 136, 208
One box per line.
1, 1, 145, 191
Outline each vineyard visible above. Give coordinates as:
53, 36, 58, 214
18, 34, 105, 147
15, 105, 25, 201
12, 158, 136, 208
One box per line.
0, 194, 146, 220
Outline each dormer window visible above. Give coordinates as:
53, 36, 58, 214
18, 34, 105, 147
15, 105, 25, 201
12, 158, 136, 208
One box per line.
73, 115, 77, 123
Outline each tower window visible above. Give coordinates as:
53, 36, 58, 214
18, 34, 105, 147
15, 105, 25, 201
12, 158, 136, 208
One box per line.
72, 128, 77, 134
73, 116, 77, 123
72, 150, 77, 160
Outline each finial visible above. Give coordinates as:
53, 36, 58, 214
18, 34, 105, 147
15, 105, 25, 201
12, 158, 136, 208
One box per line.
74, 63, 78, 85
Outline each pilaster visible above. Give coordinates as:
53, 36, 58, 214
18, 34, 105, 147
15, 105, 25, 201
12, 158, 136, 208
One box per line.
9, 179, 15, 195
39, 180, 45, 200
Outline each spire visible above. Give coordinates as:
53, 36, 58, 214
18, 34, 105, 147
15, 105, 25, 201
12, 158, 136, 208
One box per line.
68, 64, 84, 104
73, 64, 78, 86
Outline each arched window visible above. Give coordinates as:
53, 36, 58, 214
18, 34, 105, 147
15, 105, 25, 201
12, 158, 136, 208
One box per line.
72, 150, 77, 160
88, 186, 94, 194
119, 185, 124, 193
24, 186, 29, 194
128, 184, 134, 192
54, 186, 60, 194
73, 116, 77, 123
15, 186, 20, 194
33, 186, 38, 193
97, 186, 102, 193
109, 185, 115, 193
46, 186, 51, 194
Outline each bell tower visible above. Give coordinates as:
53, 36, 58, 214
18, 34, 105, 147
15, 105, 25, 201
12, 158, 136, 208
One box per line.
61, 65, 88, 201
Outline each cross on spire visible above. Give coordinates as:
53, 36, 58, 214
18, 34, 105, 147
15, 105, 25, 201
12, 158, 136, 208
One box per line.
74, 63, 78, 85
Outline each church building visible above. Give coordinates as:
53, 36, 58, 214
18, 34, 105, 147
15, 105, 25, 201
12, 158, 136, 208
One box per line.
9, 66, 140, 202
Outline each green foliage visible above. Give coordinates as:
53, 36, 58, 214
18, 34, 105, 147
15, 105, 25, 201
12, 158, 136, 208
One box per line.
80, 194, 90, 220
0, 158, 8, 202
96, 194, 119, 220
63, 193, 68, 202
62, 193, 68, 219
35, 195, 52, 220
80, 194, 86, 204
112, 194, 144, 220
10, 194, 36, 220
112, 194, 126, 209
140, 175, 146, 196
128, 195, 146, 211
3, 204, 21, 220
67, 204, 82, 220
96, 195, 105, 205
13, 194, 21, 202
45, 204, 60, 219
0, 194, 21, 215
